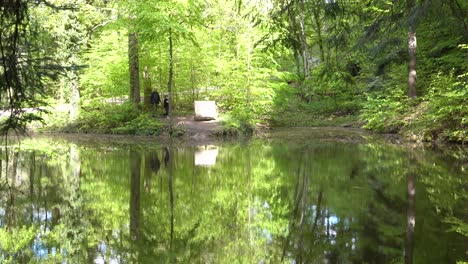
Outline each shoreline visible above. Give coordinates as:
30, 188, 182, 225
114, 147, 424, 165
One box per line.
10, 126, 457, 149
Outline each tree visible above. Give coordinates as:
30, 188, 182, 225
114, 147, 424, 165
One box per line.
0, 0, 57, 134
128, 32, 141, 105
407, 0, 417, 99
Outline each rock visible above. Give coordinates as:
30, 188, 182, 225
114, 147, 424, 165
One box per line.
194, 101, 218, 121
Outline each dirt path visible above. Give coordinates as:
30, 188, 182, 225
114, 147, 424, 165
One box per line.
174, 116, 220, 139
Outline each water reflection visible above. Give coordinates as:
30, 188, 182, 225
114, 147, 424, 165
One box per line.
0, 137, 466, 263
195, 146, 218, 167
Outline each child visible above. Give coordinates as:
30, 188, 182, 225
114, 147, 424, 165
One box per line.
163, 95, 169, 116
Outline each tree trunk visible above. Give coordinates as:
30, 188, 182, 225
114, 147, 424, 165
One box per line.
246, 15, 253, 108
167, 146, 174, 249
296, 167, 308, 264
190, 62, 196, 102
405, 172, 416, 264
130, 148, 141, 241
29, 151, 35, 223
298, 0, 309, 78
128, 32, 140, 105
407, 0, 417, 99
168, 28, 174, 116
312, 4, 325, 63
288, 10, 303, 80
69, 70, 80, 120
143, 66, 152, 109
247, 147, 253, 259
144, 152, 152, 193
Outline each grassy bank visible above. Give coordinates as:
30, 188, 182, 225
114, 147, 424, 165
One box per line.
40, 103, 166, 136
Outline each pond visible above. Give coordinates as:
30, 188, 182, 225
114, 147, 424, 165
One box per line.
0, 130, 466, 263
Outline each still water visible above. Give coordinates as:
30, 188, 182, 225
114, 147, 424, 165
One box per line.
0, 130, 466, 263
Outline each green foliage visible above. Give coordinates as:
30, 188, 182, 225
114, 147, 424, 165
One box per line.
52, 103, 164, 135
80, 30, 129, 100
417, 72, 468, 142
0, 226, 37, 263
445, 217, 468, 237
270, 83, 361, 127
361, 71, 468, 143
0, 0, 55, 135
111, 114, 164, 135
8, 0, 464, 144
216, 110, 255, 136
1, 136, 467, 262
361, 87, 410, 133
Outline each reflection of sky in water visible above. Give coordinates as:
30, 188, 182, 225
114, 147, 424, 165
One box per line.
0, 208, 4, 226
31, 236, 122, 263
34, 208, 53, 222
94, 255, 120, 264
0, 138, 465, 263
1, 206, 59, 260
32, 235, 57, 259
95, 241, 120, 264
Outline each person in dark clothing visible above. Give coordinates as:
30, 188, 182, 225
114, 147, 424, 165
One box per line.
163, 95, 169, 116
164, 147, 170, 168
150, 152, 161, 175
145, 152, 161, 192
150, 88, 161, 116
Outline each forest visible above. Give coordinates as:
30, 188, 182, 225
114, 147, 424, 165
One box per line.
1, 1, 468, 263
0, 0, 467, 141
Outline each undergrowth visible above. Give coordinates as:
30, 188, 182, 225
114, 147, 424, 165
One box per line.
269, 94, 362, 127
43, 103, 165, 136
361, 72, 467, 143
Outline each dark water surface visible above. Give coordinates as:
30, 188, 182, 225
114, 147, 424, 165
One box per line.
0, 130, 467, 263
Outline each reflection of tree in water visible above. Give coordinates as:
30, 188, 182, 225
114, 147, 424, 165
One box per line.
144, 151, 160, 193
164, 147, 170, 168
277, 145, 418, 264
0, 140, 466, 263
130, 148, 141, 242
405, 172, 415, 264
166, 146, 175, 250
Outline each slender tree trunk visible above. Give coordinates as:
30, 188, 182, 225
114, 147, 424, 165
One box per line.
288, 1, 309, 99
405, 172, 416, 264
281, 151, 304, 262
67, 145, 80, 227
144, 152, 152, 193
143, 66, 152, 109
70, 145, 81, 189
298, 0, 309, 78
311, 190, 323, 235
288, 11, 303, 80
247, 147, 253, 260
312, 5, 325, 63
128, 32, 140, 105
190, 62, 195, 103
168, 28, 174, 116
69, 70, 80, 120
297, 167, 308, 264
167, 146, 174, 249
6, 151, 19, 229
29, 151, 35, 223
407, 0, 417, 99
130, 148, 141, 241
159, 45, 163, 88
246, 17, 253, 108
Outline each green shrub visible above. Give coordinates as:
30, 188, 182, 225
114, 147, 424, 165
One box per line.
74, 102, 139, 133
111, 114, 163, 136
419, 72, 468, 142
216, 110, 255, 136
361, 86, 410, 133
47, 103, 164, 136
